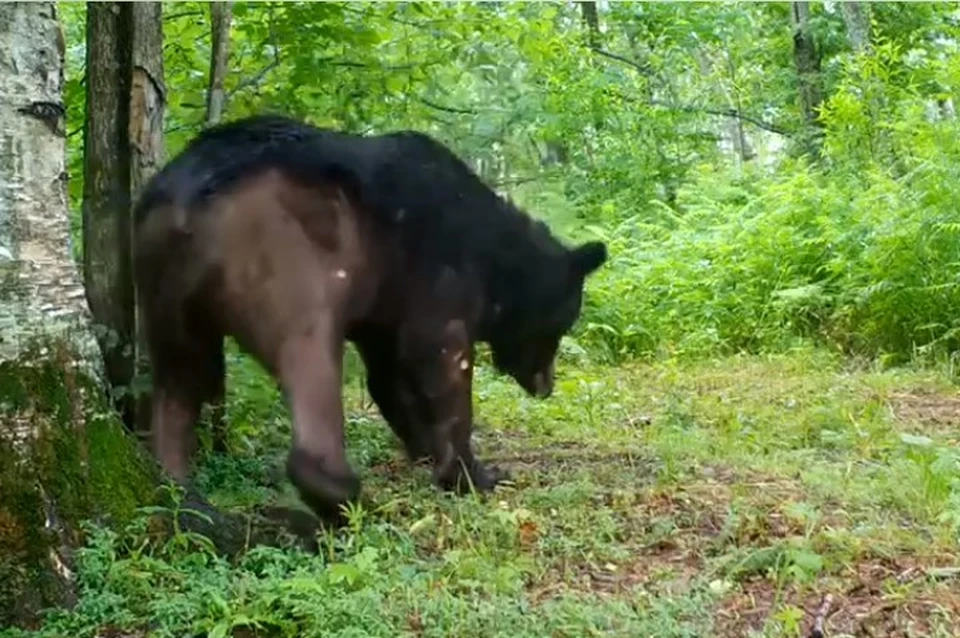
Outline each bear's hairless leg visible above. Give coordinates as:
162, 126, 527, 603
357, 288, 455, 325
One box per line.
280, 314, 361, 519
150, 384, 203, 482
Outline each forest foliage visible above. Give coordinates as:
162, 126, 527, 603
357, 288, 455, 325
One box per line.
59, 1, 960, 367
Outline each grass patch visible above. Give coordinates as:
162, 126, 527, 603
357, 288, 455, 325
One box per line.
5, 348, 960, 637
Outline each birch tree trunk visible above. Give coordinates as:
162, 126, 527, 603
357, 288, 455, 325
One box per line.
0, 2, 156, 627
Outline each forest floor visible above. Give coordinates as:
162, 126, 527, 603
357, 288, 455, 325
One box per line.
5, 347, 960, 637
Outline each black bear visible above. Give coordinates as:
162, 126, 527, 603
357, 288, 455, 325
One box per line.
133, 114, 607, 519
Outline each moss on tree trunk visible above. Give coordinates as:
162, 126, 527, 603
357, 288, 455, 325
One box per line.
0, 339, 158, 629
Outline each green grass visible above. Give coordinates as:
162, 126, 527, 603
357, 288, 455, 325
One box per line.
6, 346, 960, 638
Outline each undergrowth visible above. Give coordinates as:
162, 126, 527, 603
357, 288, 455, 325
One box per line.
5, 348, 959, 637
576, 151, 960, 365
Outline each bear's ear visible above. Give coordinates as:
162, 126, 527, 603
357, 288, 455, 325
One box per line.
572, 241, 607, 276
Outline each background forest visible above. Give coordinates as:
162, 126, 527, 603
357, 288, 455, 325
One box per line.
4, 1, 960, 637
61, 1, 960, 366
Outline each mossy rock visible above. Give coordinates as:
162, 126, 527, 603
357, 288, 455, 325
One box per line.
0, 338, 158, 629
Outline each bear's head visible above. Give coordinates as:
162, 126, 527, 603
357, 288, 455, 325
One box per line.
489, 240, 607, 398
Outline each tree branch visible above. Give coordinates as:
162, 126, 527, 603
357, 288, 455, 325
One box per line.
591, 47, 651, 75
589, 44, 788, 136
323, 58, 444, 72
414, 96, 477, 115
228, 4, 281, 99
227, 44, 280, 99
490, 174, 543, 188
164, 10, 204, 22
651, 100, 792, 136
342, 3, 445, 29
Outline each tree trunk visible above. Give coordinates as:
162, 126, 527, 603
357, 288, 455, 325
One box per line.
128, 2, 167, 435
840, 1, 871, 54
82, 2, 135, 425
206, 1, 232, 127
0, 3, 157, 627
695, 46, 756, 169
82, 2, 166, 433
579, 1, 600, 49
790, 1, 823, 156
721, 49, 755, 164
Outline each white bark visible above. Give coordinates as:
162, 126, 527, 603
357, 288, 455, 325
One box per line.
0, 6, 112, 621
0, 2, 103, 376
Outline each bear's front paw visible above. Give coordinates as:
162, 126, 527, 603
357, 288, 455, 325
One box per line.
435, 457, 511, 494
468, 460, 510, 492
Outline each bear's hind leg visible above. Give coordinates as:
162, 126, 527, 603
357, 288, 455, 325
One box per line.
354, 331, 431, 462
150, 382, 203, 482
279, 316, 361, 520
149, 333, 225, 482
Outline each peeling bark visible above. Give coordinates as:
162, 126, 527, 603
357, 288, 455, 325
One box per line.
129, 1, 165, 198
129, 2, 167, 435
81, 2, 165, 431
82, 2, 135, 423
206, 1, 233, 127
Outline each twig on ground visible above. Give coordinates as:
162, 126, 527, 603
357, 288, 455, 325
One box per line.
808, 593, 834, 638
896, 566, 921, 584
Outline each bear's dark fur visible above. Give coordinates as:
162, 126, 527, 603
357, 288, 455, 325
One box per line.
133, 114, 606, 519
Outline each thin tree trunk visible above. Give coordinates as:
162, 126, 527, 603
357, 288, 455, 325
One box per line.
206, 1, 232, 127
722, 49, 755, 164
840, 1, 871, 54
695, 46, 756, 168
579, 1, 605, 133
0, 3, 157, 626
579, 1, 600, 49
82, 2, 135, 425
790, 1, 823, 155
